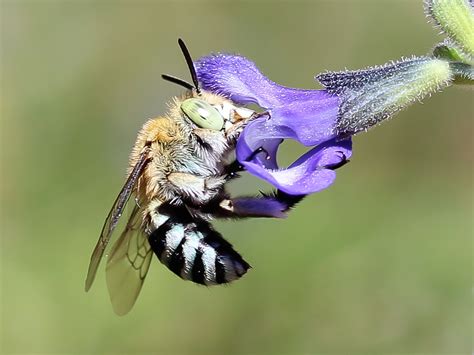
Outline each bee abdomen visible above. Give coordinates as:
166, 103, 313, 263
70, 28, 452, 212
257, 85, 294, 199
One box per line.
148, 217, 250, 285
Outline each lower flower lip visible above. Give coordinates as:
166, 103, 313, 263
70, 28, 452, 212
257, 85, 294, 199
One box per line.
234, 101, 349, 195
240, 159, 338, 195
238, 137, 352, 195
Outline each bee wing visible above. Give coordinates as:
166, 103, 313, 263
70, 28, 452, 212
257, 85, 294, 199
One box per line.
85, 148, 150, 292
105, 204, 153, 315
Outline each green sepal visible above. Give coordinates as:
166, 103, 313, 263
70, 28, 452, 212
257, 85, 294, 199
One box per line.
433, 40, 471, 63
449, 62, 474, 84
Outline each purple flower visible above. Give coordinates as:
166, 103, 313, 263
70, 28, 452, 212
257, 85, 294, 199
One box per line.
195, 54, 352, 195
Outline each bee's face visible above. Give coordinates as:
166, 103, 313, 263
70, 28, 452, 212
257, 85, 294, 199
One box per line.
178, 91, 254, 139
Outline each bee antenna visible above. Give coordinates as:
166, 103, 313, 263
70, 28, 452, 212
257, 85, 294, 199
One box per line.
161, 74, 195, 91
177, 38, 201, 94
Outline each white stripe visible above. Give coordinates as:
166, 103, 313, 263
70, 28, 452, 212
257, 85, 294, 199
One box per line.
161, 225, 184, 263
201, 246, 217, 285
180, 233, 200, 280
152, 214, 169, 229
221, 256, 238, 282
147, 200, 169, 231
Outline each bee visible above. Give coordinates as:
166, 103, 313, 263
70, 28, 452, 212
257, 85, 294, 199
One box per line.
85, 39, 302, 315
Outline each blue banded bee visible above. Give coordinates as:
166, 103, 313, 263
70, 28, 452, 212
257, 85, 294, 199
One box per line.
85, 39, 303, 315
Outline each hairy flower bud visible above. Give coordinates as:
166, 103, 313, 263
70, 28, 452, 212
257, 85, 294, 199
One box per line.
425, 0, 474, 59
317, 57, 453, 136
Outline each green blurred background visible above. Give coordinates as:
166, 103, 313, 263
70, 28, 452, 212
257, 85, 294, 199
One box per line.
1, 0, 472, 354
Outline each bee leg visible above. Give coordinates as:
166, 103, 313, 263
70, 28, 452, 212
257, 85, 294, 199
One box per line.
223, 146, 270, 180
203, 190, 306, 219
223, 144, 274, 180
223, 147, 270, 180
231, 190, 305, 218
224, 111, 270, 141
167, 172, 226, 206
193, 128, 228, 156
223, 160, 244, 180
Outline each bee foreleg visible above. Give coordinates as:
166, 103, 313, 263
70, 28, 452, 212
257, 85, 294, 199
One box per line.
223, 160, 244, 180
193, 128, 228, 156
225, 110, 270, 141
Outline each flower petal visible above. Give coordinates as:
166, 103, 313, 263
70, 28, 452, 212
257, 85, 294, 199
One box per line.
195, 53, 333, 108
236, 95, 339, 168
195, 52, 350, 196
270, 96, 340, 146
238, 138, 352, 195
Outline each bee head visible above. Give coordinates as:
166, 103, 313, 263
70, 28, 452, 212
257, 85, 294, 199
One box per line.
163, 39, 256, 136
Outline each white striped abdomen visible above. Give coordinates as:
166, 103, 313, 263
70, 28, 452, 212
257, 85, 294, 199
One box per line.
147, 207, 250, 285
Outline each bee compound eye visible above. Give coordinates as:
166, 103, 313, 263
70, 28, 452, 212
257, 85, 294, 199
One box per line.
180, 98, 224, 131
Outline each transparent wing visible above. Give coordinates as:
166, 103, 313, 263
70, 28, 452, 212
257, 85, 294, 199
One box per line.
106, 204, 153, 316
85, 148, 150, 291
